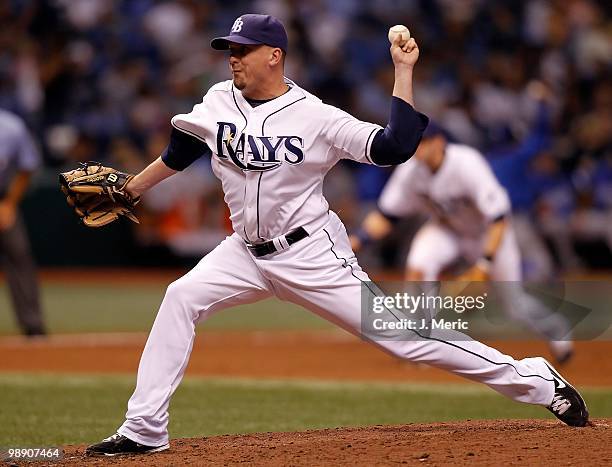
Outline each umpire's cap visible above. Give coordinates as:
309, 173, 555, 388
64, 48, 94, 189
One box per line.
211, 14, 288, 52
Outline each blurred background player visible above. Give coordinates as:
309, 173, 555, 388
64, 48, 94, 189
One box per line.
350, 121, 574, 364
0, 109, 45, 337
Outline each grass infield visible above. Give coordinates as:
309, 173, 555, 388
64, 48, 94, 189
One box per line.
2, 281, 611, 338
0, 284, 327, 335
1, 373, 611, 446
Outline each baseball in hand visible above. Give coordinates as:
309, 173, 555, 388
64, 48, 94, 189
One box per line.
388, 25, 410, 46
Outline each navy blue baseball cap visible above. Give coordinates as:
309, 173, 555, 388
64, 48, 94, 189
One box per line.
422, 121, 456, 142
211, 14, 288, 52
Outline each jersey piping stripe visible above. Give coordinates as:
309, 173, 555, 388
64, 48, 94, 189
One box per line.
364, 128, 379, 165
231, 86, 248, 135
256, 172, 264, 241
243, 183, 252, 243
255, 95, 307, 242
260, 96, 307, 133
171, 121, 207, 144
232, 86, 251, 243
321, 228, 554, 385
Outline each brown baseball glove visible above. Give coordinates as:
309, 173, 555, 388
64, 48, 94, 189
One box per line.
59, 162, 140, 227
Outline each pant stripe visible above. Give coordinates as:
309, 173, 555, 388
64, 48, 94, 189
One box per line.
322, 229, 554, 385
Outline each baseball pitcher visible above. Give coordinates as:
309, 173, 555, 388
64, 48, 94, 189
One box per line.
80, 14, 588, 457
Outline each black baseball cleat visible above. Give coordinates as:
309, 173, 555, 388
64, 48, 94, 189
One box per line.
85, 433, 169, 456
541, 358, 589, 427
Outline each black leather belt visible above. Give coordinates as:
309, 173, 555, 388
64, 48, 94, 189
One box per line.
246, 227, 309, 257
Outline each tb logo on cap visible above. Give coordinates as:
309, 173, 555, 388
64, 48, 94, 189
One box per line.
231, 17, 243, 33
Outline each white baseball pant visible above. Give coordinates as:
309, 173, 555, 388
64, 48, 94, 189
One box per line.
118, 212, 555, 446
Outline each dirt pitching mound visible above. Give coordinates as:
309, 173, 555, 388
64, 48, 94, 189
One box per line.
58, 419, 610, 466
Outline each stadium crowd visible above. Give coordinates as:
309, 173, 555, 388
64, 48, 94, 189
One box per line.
0, 0, 610, 274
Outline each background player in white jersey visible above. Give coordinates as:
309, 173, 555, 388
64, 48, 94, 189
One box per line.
351, 124, 574, 364
84, 14, 588, 457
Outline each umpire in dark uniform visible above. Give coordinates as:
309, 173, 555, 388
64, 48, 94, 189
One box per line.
0, 109, 45, 336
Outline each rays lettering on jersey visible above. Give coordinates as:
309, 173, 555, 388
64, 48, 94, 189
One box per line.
216, 122, 304, 171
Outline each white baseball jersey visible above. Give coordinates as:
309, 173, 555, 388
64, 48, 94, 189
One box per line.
171, 78, 383, 243
379, 143, 510, 238
117, 79, 556, 447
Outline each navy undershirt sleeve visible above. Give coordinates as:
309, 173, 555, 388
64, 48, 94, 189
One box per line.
370, 97, 429, 166
161, 127, 212, 171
